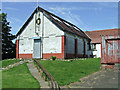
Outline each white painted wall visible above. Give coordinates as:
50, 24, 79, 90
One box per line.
44, 15, 64, 37
17, 10, 92, 58
43, 36, 62, 53
93, 44, 101, 58
19, 38, 33, 54
18, 11, 64, 55
18, 13, 35, 54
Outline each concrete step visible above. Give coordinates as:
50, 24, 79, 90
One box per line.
27, 62, 50, 88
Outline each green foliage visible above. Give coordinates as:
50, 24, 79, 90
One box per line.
39, 58, 101, 86
1, 59, 20, 68
2, 63, 40, 88
51, 56, 56, 61
1, 13, 16, 59
78, 79, 81, 82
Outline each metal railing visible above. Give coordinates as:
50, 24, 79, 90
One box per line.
33, 59, 60, 90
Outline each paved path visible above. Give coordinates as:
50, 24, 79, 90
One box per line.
0, 60, 26, 71
61, 70, 119, 89
27, 61, 49, 88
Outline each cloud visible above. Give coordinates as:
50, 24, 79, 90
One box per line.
14, 17, 22, 23
8, 17, 22, 24
7, 17, 22, 35
4, 7, 18, 11
48, 7, 90, 30
49, 7, 101, 11
66, 11, 90, 30
49, 7, 73, 11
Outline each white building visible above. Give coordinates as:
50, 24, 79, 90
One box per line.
16, 6, 92, 59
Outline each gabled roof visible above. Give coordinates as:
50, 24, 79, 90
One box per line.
16, 6, 90, 40
85, 28, 120, 44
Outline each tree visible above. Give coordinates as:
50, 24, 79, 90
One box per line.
1, 13, 16, 59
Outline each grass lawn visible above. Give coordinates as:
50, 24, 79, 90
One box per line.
2, 63, 40, 88
1, 59, 20, 68
39, 58, 101, 86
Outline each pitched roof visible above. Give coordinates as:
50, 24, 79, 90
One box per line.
85, 28, 120, 43
16, 6, 90, 40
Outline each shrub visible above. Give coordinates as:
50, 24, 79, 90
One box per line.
51, 56, 56, 61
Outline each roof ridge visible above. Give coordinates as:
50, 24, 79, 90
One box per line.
38, 6, 87, 35
16, 6, 90, 40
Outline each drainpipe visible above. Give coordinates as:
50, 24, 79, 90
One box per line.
41, 12, 44, 59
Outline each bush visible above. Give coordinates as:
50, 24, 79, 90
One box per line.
51, 56, 56, 61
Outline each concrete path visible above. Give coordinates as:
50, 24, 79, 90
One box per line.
27, 61, 49, 88
0, 60, 26, 71
61, 70, 119, 89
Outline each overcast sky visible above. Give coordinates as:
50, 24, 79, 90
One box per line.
1, 2, 118, 35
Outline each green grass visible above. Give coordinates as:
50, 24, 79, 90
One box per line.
39, 58, 101, 86
2, 63, 40, 88
1, 59, 20, 68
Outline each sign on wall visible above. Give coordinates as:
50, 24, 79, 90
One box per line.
35, 12, 41, 33
36, 18, 41, 25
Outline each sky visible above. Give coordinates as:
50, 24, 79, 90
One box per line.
1, 2, 118, 35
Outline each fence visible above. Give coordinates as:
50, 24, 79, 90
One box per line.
33, 59, 60, 90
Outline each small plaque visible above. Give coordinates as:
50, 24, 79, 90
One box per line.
36, 18, 41, 25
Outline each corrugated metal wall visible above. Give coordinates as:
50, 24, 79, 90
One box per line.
101, 35, 120, 64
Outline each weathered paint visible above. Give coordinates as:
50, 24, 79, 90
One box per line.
77, 38, 84, 55
65, 34, 75, 58
43, 36, 65, 59
43, 36, 62, 53
65, 33, 91, 58
66, 34, 75, 54
16, 10, 91, 59
18, 11, 64, 55
16, 40, 19, 59
62, 36, 66, 58
101, 35, 120, 64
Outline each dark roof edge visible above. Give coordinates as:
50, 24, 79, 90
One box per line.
16, 6, 90, 40
16, 7, 39, 36
40, 7, 90, 39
